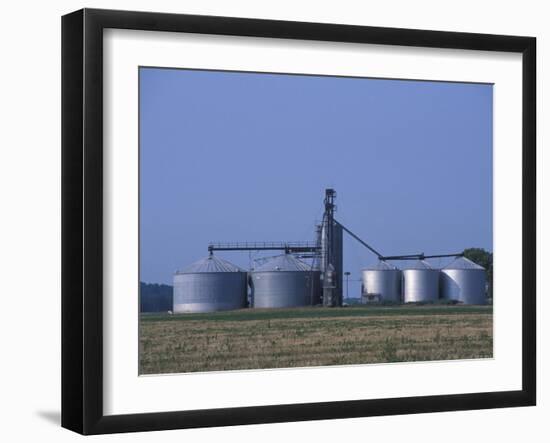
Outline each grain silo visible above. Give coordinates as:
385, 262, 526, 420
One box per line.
173, 254, 247, 313
402, 260, 439, 303
361, 261, 402, 303
440, 256, 487, 304
250, 254, 321, 308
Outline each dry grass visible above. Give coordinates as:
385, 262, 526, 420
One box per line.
139, 306, 492, 374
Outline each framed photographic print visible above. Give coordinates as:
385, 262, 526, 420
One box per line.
61, 8, 536, 435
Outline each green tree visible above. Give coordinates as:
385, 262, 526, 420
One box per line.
463, 248, 493, 300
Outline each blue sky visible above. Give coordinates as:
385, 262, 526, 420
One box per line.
140, 67, 493, 296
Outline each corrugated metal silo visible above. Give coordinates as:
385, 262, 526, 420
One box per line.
250, 254, 321, 308
402, 260, 439, 303
361, 261, 402, 303
173, 254, 247, 313
440, 257, 487, 304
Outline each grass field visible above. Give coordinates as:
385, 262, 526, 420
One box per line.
139, 305, 493, 375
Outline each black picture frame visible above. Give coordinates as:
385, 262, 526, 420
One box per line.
62, 8, 536, 435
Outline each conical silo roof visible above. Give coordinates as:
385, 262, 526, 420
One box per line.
403, 260, 433, 270
253, 254, 311, 272
443, 256, 485, 270
177, 254, 244, 274
363, 261, 398, 271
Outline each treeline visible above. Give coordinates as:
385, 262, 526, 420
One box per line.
140, 282, 173, 312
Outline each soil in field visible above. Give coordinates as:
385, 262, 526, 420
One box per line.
139, 305, 493, 375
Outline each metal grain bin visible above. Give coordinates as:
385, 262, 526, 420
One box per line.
250, 254, 320, 308
173, 254, 247, 313
402, 260, 439, 303
361, 261, 402, 303
440, 257, 487, 304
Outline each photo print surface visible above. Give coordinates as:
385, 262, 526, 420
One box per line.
138, 67, 493, 375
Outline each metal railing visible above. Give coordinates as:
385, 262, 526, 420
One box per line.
208, 241, 321, 253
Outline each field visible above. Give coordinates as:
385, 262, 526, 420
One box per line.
139, 305, 493, 375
